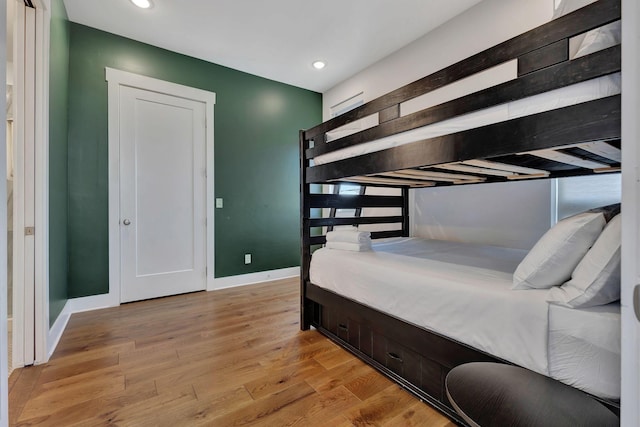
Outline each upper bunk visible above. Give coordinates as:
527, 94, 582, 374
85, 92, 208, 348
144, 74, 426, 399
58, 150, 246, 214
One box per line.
300, 0, 621, 189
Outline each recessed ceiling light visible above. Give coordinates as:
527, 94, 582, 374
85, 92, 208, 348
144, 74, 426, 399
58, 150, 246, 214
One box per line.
131, 0, 152, 9
312, 60, 326, 70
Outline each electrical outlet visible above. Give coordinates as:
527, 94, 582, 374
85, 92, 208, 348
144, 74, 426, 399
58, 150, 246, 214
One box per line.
215, 198, 223, 208
244, 253, 252, 264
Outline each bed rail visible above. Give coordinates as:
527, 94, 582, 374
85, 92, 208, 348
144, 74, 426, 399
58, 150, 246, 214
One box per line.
300, 128, 409, 328
301, 0, 621, 188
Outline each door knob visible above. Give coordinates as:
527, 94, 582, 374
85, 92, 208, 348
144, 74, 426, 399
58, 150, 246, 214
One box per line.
123, 219, 131, 226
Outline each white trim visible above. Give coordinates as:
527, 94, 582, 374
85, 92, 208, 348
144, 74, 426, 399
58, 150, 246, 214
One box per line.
106, 68, 216, 305
621, 0, 640, 424
0, 0, 8, 422
209, 267, 300, 291
35, 0, 51, 365
11, 0, 25, 370
46, 300, 70, 359
22, 5, 36, 366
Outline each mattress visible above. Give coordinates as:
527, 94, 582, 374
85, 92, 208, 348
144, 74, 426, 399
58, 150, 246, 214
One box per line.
315, 74, 621, 166
309, 237, 621, 399
549, 302, 621, 400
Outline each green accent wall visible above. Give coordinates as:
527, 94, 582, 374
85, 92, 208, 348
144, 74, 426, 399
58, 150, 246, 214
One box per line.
66, 24, 321, 297
49, 0, 70, 325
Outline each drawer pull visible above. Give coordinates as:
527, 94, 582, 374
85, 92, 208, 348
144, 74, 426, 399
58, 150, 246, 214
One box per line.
338, 323, 348, 331
387, 352, 403, 363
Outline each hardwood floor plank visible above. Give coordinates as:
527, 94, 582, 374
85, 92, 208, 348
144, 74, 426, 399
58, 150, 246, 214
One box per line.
344, 369, 395, 401
8, 278, 454, 425
14, 380, 158, 427
313, 346, 360, 370
208, 381, 316, 426
244, 358, 326, 400
305, 358, 375, 393
18, 368, 126, 421
385, 401, 458, 427
344, 384, 420, 426
279, 385, 362, 427
38, 355, 120, 384
8, 365, 43, 426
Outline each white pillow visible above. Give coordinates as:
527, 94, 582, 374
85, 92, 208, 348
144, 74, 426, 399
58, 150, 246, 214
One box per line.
574, 20, 621, 59
512, 212, 605, 290
547, 214, 621, 308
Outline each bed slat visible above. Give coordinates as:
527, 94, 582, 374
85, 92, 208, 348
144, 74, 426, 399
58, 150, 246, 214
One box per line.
523, 149, 610, 169
517, 38, 569, 76
309, 216, 404, 227
308, 193, 405, 209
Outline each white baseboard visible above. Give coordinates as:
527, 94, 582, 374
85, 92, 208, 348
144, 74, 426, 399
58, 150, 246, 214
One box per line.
47, 300, 71, 359
66, 292, 119, 314
45, 267, 300, 358
208, 266, 300, 291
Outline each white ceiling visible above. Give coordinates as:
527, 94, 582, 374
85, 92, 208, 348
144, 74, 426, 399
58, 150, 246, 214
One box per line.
63, 0, 482, 93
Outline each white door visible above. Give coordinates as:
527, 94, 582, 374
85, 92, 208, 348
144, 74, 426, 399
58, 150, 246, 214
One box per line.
119, 86, 207, 303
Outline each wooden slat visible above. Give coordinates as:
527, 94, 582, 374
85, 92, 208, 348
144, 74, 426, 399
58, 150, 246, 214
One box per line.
308, 194, 405, 209
435, 163, 514, 177
524, 149, 609, 169
461, 159, 549, 176
306, 95, 621, 183
384, 170, 486, 183
594, 166, 621, 173
303, 0, 620, 141
309, 229, 402, 246
517, 39, 569, 76
371, 230, 404, 239
342, 176, 435, 187
306, 45, 620, 160
310, 216, 404, 227
379, 105, 400, 123
578, 141, 622, 162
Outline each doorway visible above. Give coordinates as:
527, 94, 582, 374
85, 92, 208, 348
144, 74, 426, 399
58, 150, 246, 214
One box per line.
106, 68, 215, 304
119, 86, 207, 302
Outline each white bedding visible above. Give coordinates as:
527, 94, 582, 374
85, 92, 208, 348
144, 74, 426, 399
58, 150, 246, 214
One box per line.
309, 237, 621, 399
549, 302, 621, 399
316, 74, 621, 166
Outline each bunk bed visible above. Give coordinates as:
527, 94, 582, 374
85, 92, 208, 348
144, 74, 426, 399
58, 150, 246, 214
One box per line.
299, 0, 621, 424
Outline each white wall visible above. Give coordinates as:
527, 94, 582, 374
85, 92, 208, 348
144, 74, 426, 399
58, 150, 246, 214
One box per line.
323, 0, 554, 249
323, 0, 553, 119
412, 181, 551, 249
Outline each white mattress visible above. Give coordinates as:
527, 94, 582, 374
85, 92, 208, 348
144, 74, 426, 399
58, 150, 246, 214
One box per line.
309, 237, 621, 399
549, 302, 621, 400
316, 74, 621, 166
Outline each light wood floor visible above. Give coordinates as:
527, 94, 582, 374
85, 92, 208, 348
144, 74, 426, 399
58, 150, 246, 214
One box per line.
8, 278, 455, 426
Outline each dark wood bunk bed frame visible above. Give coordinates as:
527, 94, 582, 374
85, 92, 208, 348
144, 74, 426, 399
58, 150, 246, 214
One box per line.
300, 0, 621, 424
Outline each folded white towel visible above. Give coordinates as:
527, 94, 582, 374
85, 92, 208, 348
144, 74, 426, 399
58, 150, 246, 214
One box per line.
325, 229, 371, 244
325, 241, 372, 252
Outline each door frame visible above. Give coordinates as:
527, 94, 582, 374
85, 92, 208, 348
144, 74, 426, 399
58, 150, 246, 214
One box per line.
621, 0, 640, 424
1, 0, 7, 422
11, 0, 50, 369
106, 68, 215, 305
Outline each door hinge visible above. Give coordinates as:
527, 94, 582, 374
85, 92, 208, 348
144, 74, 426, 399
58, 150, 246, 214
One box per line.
25, 226, 35, 236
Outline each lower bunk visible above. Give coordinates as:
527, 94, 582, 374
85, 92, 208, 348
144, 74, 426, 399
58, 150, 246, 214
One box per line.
302, 237, 621, 424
